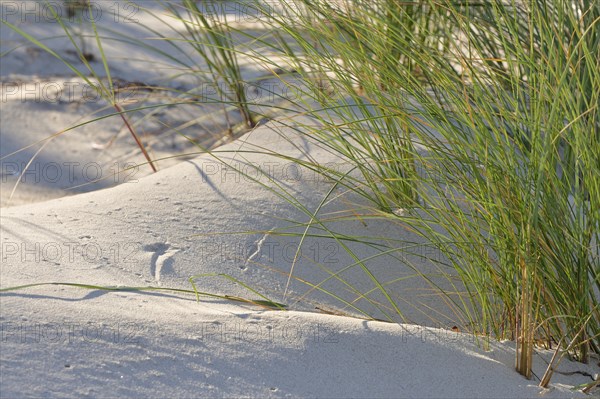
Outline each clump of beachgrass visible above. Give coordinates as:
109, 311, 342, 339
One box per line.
249, 0, 599, 382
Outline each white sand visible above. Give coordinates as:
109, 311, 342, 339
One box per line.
2, 121, 598, 398
1, 2, 598, 398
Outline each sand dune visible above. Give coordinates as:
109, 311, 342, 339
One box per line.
2, 121, 597, 398
1, 1, 597, 397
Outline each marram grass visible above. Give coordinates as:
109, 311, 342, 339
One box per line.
254, 0, 599, 379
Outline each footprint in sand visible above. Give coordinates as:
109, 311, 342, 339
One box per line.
143, 242, 180, 284
242, 231, 273, 271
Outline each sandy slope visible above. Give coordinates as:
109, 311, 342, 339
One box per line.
0, 0, 288, 207
1, 120, 598, 398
